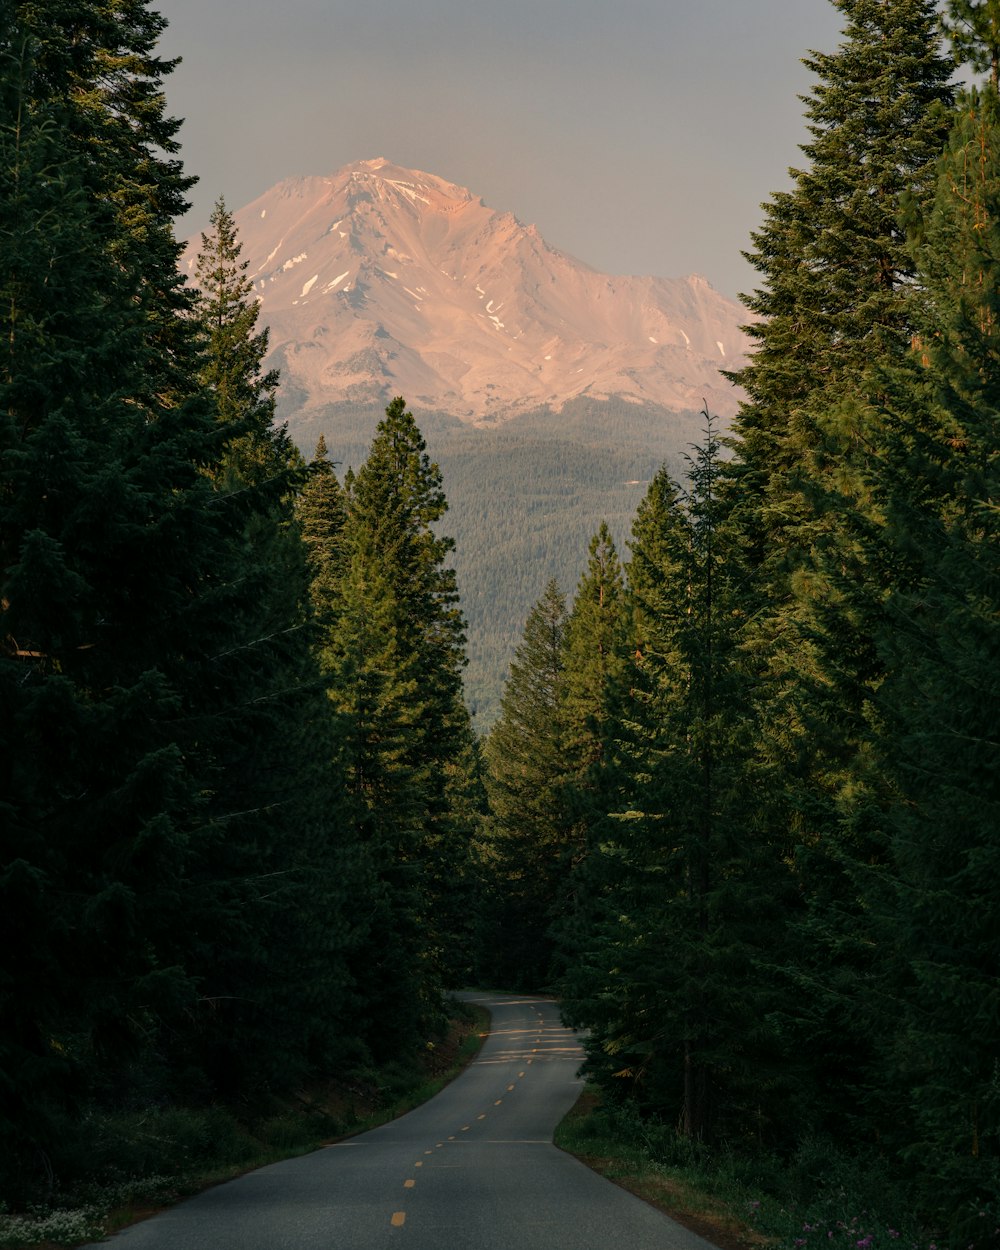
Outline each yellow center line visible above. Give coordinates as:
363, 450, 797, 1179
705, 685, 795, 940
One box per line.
494, 1099, 502, 1105
477, 1114, 486, 1120
404, 1179, 415, 1189
424, 1149, 432, 1155
507, 1084, 515, 1091
518, 1071, 525, 1077
461, 1125, 470, 1131
448, 1135, 456, 1140
415, 1161, 423, 1168
391, 1212, 406, 1227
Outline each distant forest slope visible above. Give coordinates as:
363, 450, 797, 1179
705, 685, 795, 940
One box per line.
283, 396, 719, 725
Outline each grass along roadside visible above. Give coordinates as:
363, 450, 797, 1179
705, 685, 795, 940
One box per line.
554, 1086, 946, 1250
0, 1000, 490, 1250
554, 1087, 760, 1250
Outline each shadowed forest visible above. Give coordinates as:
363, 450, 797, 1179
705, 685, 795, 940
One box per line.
2, 1, 999, 1247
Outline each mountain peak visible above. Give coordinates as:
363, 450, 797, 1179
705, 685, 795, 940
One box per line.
183, 159, 746, 422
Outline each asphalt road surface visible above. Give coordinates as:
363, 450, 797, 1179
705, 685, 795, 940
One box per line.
85, 992, 720, 1249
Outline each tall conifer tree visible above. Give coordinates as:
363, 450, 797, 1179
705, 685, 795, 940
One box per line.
181, 198, 356, 1097
562, 430, 789, 1144
482, 580, 571, 989
0, 3, 232, 1180
0, 2, 355, 1191
320, 399, 472, 1051
554, 524, 631, 990
861, 74, 1000, 1235
719, 0, 955, 1141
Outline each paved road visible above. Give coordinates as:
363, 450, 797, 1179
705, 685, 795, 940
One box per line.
85, 993, 719, 1249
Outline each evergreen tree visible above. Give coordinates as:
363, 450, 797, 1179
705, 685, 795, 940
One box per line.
179, 196, 357, 1098
944, 0, 1000, 88
728, 0, 953, 529
194, 196, 300, 490
0, 7, 226, 1184
718, 0, 956, 1145
562, 428, 790, 1145
560, 522, 628, 796
553, 524, 630, 991
863, 78, 1000, 1236
321, 399, 472, 1052
481, 580, 571, 989
0, 3, 357, 1193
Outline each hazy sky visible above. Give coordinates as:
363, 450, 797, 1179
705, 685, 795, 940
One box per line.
157, 1, 847, 301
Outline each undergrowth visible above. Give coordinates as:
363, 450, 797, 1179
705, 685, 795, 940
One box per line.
0, 1000, 488, 1249
555, 1090, 965, 1250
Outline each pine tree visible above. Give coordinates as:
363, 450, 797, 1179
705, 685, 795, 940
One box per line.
194, 197, 300, 491
863, 78, 1000, 1236
321, 399, 472, 1053
179, 197, 359, 1098
0, 9, 223, 1184
728, 0, 953, 529
562, 427, 791, 1144
481, 580, 571, 989
560, 522, 628, 798
944, 0, 1000, 88
0, 3, 358, 1192
296, 435, 349, 641
554, 524, 631, 998
717, 0, 956, 1146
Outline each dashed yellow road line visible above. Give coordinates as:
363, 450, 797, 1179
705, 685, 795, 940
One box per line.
461, 1125, 470, 1132
391, 1212, 406, 1227
507, 1084, 515, 1091
494, 1099, 502, 1105
477, 1114, 486, 1120
415, 1161, 423, 1168
404, 1179, 415, 1189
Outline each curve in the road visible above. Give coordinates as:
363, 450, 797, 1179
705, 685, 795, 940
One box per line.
84, 992, 720, 1250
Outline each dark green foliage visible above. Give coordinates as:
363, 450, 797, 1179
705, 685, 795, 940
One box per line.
307, 399, 475, 1052
286, 396, 701, 727
550, 524, 631, 996
1, 8, 214, 1184
194, 197, 302, 492
0, 1, 359, 1202
718, 0, 957, 1152
859, 84, 1000, 1234
560, 425, 793, 1147
944, 0, 1000, 87
727, 0, 954, 551
481, 580, 571, 989
175, 192, 357, 1100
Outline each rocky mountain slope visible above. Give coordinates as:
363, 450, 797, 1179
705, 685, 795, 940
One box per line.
182, 159, 749, 724
182, 157, 747, 423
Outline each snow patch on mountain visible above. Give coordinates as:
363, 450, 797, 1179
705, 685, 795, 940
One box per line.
182, 158, 748, 423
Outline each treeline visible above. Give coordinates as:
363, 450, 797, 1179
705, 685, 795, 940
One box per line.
0, 4, 477, 1204
479, 1, 999, 1242
289, 396, 703, 727
5, 0, 1000, 1241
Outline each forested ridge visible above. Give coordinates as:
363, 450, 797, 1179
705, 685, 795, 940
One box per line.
282, 394, 706, 727
1, 1, 999, 1247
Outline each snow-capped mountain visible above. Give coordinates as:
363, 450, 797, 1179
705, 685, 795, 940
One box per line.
182, 157, 747, 422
